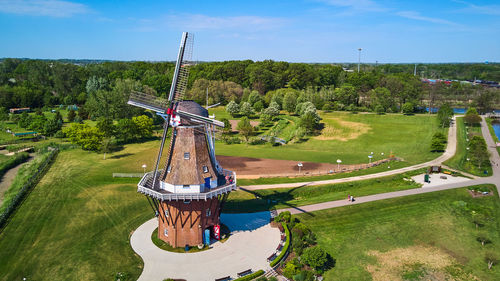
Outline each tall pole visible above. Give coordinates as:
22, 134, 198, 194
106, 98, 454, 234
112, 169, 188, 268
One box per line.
414, 64, 417, 76
357, 48, 362, 73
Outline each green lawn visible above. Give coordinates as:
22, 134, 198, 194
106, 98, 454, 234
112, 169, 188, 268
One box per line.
444, 117, 492, 176
0, 144, 154, 281
224, 169, 424, 213
297, 186, 500, 281
214, 112, 446, 165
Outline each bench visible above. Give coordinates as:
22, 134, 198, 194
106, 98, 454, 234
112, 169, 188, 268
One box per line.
267, 253, 277, 262
215, 276, 231, 281
443, 171, 451, 175
237, 269, 252, 277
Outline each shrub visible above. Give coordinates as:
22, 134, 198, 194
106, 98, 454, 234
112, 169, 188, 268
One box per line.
301, 246, 328, 271
233, 269, 265, 281
402, 102, 414, 114
225, 101, 240, 117
270, 222, 290, 267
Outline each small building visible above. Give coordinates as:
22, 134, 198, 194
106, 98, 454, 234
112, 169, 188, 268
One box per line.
9, 107, 30, 114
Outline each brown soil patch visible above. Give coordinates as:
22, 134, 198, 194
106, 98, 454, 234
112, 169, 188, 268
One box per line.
366, 245, 477, 281
216, 155, 390, 179
467, 190, 493, 198
229, 119, 260, 132
315, 118, 371, 141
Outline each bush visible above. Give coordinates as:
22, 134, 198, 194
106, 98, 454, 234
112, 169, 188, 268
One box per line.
301, 246, 328, 271
270, 222, 290, 267
249, 137, 266, 145
402, 102, 414, 114
233, 269, 265, 281
275, 211, 291, 223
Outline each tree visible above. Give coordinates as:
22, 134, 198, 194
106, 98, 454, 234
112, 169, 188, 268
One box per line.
469, 136, 490, 169
0, 107, 8, 121
42, 117, 62, 136
239, 102, 254, 117
476, 234, 491, 246
485, 253, 498, 270
115, 118, 138, 143
253, 100, 264, 112
464, 107, 481, 125
430, 133, 446, 152
100, 137, 115, 160
283, 91, 298, 114
247, 90, 262, 106
262, 105, 279, 119
401, 102, 414, 114
67, 109, 76, 122
375, 104, 385, 114
437, 103, 453, 128
63, 123, 104, 151
96, 117, 115, 137
132, 115, 153, 139
237, 117, 254, 142
225, 101, 239, 117
301, 246, 328, 271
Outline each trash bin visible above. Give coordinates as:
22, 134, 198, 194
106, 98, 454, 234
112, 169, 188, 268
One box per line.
424, 174, 429, 183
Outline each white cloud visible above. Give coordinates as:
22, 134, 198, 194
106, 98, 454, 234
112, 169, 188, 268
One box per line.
396, 11, 458, 26
165, 14, 288, 31
315, 0, 385, 12
452, 0, 500, 16
0, 0, 89, 17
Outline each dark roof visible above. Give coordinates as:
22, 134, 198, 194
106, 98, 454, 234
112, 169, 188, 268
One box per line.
177, 101, 208, 117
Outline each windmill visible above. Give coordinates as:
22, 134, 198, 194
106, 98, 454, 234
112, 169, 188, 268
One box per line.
128, 32, 237, 247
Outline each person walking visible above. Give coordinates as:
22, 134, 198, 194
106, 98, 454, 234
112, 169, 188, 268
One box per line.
347, 194, 351, 202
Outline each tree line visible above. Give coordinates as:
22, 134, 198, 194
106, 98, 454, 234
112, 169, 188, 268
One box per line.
1, 59, 499, 120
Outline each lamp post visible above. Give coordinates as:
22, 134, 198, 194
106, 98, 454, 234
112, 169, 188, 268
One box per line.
368, 155, 373, 164
337, 159, 342, 170
142, 164, 147, 174
357, 48, 362, 73
298, 163, 303, 174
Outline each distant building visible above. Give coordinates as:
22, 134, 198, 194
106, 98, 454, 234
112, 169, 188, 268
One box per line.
9, 107, 30, 114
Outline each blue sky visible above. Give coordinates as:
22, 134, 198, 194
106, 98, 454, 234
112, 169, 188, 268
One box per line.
0, 0, 499, 63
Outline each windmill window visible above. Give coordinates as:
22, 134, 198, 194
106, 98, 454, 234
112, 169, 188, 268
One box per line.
164, 229, 168, 237
167, 166, 171, 173
184, 152, 190, 160
164, 209, 169, 218
183, 185, 190, 189
206, 209, 211, 217
203, 166, 208, 173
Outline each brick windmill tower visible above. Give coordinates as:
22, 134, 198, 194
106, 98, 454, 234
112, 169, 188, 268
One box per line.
128, 32, 236, 247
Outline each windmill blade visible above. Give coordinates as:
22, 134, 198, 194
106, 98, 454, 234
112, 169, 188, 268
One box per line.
176, 109, 225, 128
127, 91, 168, 113
168, 32, 194, 103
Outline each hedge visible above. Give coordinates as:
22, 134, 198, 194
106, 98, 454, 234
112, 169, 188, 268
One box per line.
233, 269, 265, 281
270, 222, 290, 267
0, 152, 29, 179
0, 147, 59, 230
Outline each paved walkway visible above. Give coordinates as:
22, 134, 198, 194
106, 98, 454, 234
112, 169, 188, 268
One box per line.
279, 116, 500, 215
130, 212, 280, 281
243, 117, 457, 190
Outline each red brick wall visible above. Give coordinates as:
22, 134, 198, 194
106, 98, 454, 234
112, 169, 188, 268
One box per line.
158, 198, 222, 247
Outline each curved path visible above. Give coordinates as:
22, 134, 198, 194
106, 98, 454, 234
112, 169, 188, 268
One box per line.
242, 117, 458, 190
131, 212, 280, 281
279, 116, 500, 215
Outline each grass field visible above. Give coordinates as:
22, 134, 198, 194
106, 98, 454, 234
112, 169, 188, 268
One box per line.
297, 186, 500, 280
224, 169, 424, 213
214, 111, 446, 165
0, 145, 154, 281
444, 117, 492, 176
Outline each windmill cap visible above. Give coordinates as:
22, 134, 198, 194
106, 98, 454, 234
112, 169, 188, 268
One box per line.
177, 100, 208, 117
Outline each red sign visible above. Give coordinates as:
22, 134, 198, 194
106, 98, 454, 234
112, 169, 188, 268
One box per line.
213, 224, 220, 240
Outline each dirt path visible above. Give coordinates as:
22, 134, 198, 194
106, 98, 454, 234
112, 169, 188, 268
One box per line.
217, 155, 391, 179
0, 155, 33, 206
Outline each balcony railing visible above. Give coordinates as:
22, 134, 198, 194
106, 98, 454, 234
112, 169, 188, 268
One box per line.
137, 169, 237, 201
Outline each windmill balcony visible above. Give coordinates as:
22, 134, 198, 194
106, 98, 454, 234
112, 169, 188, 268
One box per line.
137, 169, 237, 201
